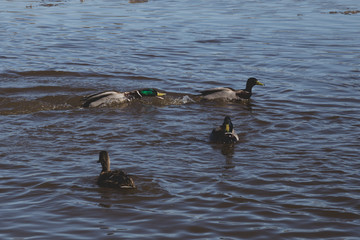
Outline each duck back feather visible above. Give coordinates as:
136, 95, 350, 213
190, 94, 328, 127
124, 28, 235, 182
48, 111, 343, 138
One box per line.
97, 169, 136, 189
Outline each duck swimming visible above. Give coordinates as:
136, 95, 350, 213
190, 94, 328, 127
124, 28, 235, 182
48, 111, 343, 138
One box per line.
82, 88, 166, 108
199, 77, 264, 101
210, 116, 239, 144
97, 151, 136, 189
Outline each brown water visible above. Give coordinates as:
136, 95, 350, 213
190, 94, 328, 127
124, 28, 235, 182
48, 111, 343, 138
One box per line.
1, 0, 360, 239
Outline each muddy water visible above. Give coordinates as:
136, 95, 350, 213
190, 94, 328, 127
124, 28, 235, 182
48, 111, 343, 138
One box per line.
1, 0, 360, 239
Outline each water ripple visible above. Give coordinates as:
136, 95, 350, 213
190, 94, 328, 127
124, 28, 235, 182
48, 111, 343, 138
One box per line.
1, 0, 360, 239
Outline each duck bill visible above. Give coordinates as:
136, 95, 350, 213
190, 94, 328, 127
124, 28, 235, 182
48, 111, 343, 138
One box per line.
256, 80, 264, 86
157, 92, 166, 96
225, 124, 230, 132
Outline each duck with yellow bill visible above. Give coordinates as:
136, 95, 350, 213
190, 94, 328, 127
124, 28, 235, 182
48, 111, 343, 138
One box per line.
199, 77, 264, 101
82, 88, 166, 108
210, 116, 239, 144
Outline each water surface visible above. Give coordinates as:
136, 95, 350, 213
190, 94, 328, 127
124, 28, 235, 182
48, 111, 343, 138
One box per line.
1, 0, 360, 239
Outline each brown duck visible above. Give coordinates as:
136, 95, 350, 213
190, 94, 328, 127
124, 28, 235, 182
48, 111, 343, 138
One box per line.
97, 151, 136, 189
210, 116, 239, 144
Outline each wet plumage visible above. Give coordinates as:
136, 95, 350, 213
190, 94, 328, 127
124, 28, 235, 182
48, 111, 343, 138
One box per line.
210, 116, 239, 144
97, 151, 136, 189
82, 88, 166, 108
199, 77, 264, 100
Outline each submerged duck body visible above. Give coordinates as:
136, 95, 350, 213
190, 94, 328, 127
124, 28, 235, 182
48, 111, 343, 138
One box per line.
210, 116, 239, 144
199, 77, 264, 101
97, 151, 136, 189
82, 88, 166, 108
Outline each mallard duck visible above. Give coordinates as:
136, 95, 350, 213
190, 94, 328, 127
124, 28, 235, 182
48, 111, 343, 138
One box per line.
82, 88, 166, 108
210, 116, 239, 144
97, 151, 136, 189
199, 77, 264, 100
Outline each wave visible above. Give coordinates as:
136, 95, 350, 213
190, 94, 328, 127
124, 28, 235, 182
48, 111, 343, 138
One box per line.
1, 70, 114, 78
0, 95, 82, 115
0, 84, 256, 115
0, 86, 92, 95
0, 86, 200, 115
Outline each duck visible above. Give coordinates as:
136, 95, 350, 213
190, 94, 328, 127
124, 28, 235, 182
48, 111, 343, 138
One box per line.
97, 151, 136, 189
210, 116, 239, 144
82, 88, 166, 108
199, 77, 264, 101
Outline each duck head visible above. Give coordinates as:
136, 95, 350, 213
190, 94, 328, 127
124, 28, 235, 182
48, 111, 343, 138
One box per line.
222, 116, 239, 144
246, 77, 264, 92
98, 151, 110, 172
222, 116, 234, 133
138, 88, 166, 97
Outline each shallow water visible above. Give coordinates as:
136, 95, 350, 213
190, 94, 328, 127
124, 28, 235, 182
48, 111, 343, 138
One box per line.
1, 0, 360, 239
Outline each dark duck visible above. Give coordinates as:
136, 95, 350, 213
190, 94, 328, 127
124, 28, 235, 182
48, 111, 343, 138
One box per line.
97, 151, 136, 189
210, 116, 239, 144
82, 88, 166, 108
199, 77, 264, 101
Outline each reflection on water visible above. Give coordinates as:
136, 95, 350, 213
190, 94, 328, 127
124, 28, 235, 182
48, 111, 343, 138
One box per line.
1, 0, 360, 239
220, 144, 235, 157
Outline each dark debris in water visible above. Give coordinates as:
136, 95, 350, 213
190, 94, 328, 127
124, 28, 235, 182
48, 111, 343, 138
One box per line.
26, 0, 146, 8
26, 0, 77, 8
129, 0, 148, 3
327, 10, 360, 15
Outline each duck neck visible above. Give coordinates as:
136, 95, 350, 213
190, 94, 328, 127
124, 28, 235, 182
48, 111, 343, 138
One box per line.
245, 83, 254, 92
102, 160, 110, 172
99, 151, 111, 172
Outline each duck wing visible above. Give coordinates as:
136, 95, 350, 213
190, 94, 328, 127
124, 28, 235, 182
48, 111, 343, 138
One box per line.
235, 89, 252, 99
198, 87, 235, 96
82, 91, 127, 108
209, 126, 223, 143
83, 91, 114, 101
210, 126, 239, 143
199, 87, 238, 100
98, 170, 136, 189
